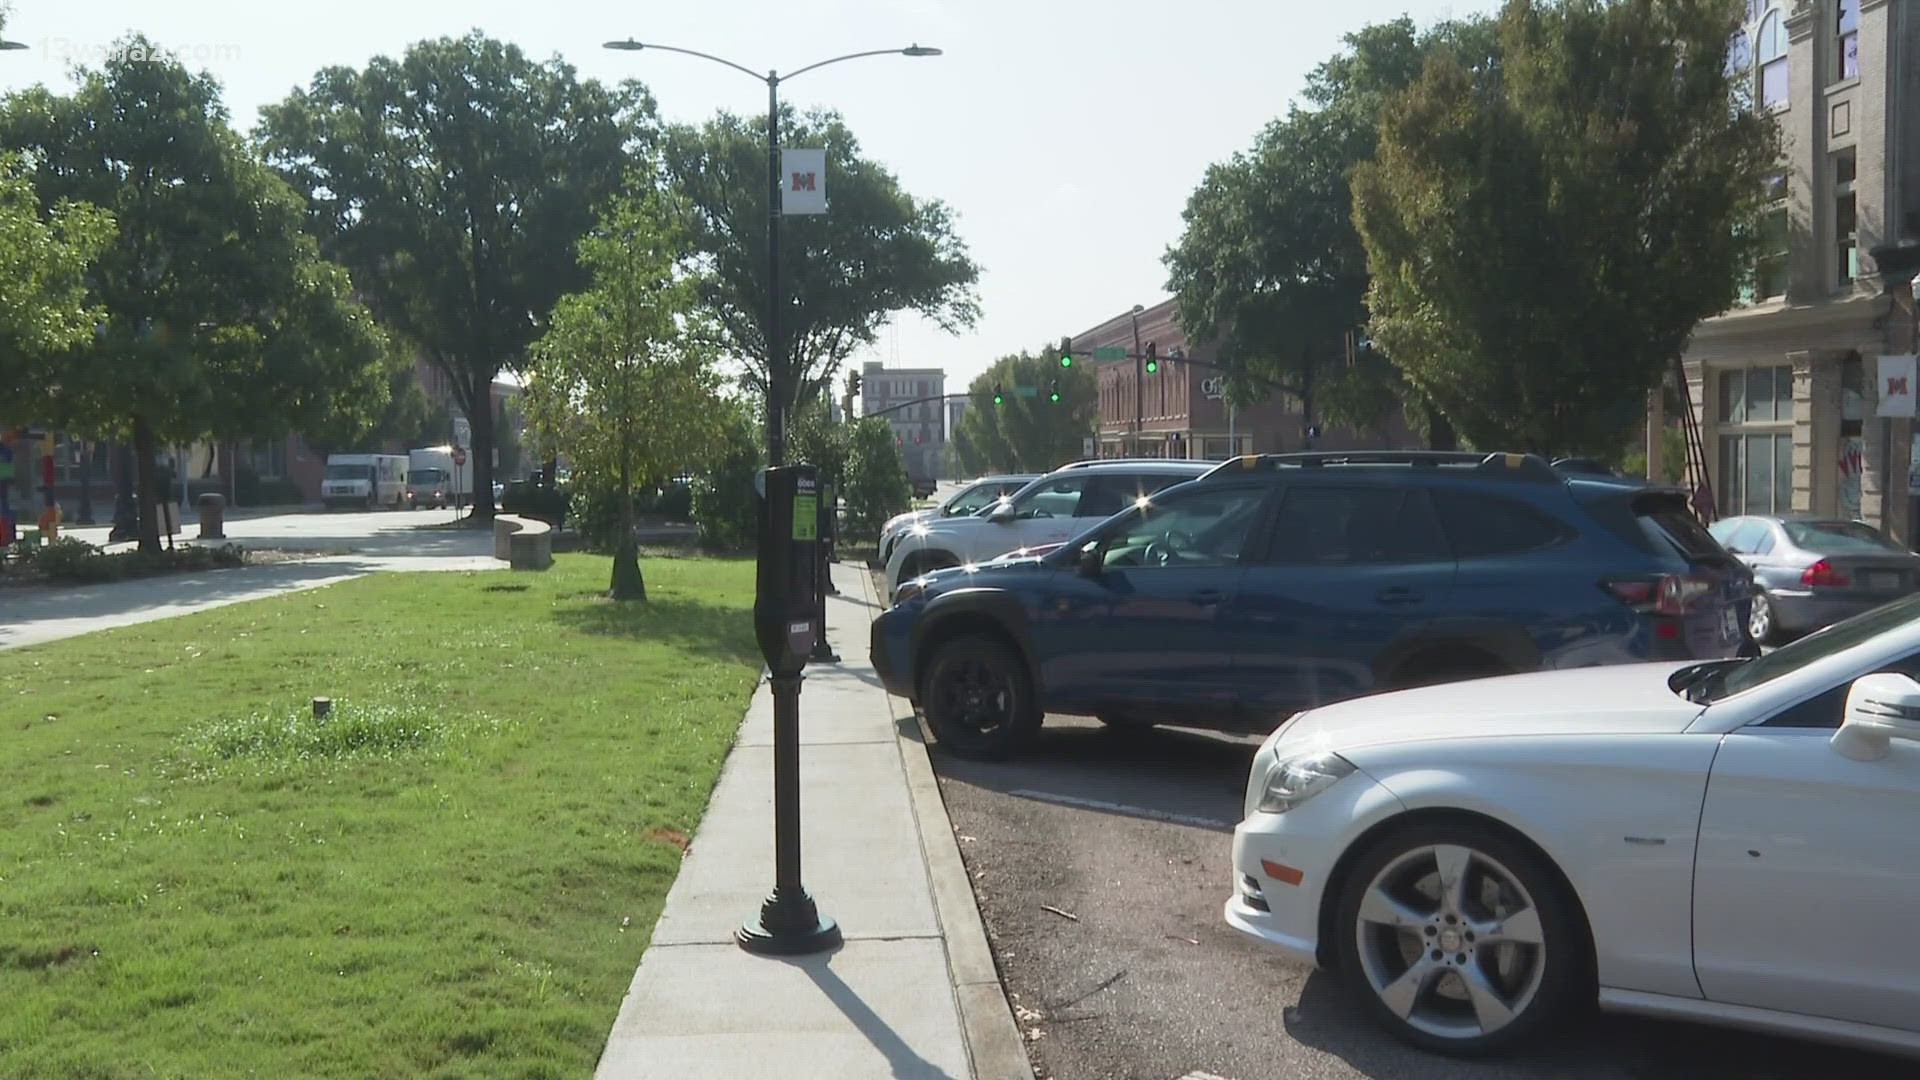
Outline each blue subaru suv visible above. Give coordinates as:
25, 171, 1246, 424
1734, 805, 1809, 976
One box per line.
869, 451, 1757, 759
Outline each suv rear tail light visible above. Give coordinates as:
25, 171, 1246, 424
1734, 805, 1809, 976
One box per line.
1801, 559, 1850, 588
1603, 574, 1712, 617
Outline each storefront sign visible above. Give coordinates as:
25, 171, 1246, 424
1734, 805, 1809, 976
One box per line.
1876, 354, 1917, 417
1201, 376, 1225, 401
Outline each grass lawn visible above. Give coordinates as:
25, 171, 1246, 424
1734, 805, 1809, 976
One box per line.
0, 554, 762, 1079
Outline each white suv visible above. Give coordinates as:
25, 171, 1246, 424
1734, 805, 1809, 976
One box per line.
882, 460, 1211, 594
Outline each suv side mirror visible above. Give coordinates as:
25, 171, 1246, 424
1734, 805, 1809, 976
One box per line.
1077, 543, 1103, 578
1833, 672, 1920, 761
988, 503, 1017, 523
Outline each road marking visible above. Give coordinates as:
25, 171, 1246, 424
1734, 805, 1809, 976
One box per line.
1006, 789, 1232, 830
1178, 1072, 1235, 1080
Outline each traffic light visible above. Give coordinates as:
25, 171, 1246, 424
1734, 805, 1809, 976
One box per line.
1059, 337, 1074, 368
1144, 342, 1158, 374
992, 383, 1004, 406
1048, 379, 1060, 403
848, 370, 862, 397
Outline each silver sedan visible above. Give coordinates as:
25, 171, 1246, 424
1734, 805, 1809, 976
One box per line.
1708, 515, 1920, 643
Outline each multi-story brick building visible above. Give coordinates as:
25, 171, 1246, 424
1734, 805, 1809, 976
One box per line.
1680, 0, 1918, 539
860, 362, 947, 483
1076, 299, 1412, 459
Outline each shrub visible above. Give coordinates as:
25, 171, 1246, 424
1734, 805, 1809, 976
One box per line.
501, 480, 570, 527
842, 417, 913, 541
693, 406, 763, 550
30, 538, 246, 583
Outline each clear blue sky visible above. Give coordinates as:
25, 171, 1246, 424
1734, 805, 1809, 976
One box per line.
1, 0, 1495, 390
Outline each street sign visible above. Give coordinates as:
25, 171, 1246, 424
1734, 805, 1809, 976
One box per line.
1092, 346, 1126, 361
782, 149, 827, 215
452, 447, 467, 467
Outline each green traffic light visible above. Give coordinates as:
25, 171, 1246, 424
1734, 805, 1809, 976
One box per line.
1145, 359, 1158, 373
1049, 391, 1060, 403
1059, 354, 1072, 368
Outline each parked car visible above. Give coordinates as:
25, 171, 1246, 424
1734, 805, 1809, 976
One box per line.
911, 474, 939, 499
1709, 514, 1920, 644
877, 474, 1038, 566
870, 451, 1755, 758
1225, 594, 1920, 1058
880, 460, 1212, 595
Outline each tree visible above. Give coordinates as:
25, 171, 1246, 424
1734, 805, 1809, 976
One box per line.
662, 109, 979, 456
1352, 0, 1780, 453
303, 360, 437, 454
952, 348, 1096, 475
258, 32, 649, 517
0, 40, 397, 552
522, 185, 722, 600
842, 416, 912, 541
691, 399, 763, 550
1165, 16, 1495, 448
0, 152, 112, 409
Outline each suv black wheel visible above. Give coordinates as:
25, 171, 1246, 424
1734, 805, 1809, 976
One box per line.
921, 633, 1039, 760
1333, 819, 1592, 1053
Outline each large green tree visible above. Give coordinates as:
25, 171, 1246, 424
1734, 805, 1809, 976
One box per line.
952, 348, 1096, 475
1165, 16, 1495, 447
258, 32, 649, 517
523, 185, 722, 600
1352, 0, 1779, 452
0, 153, 112, 409
661, 109, 979, 457
0, 40, 397, 551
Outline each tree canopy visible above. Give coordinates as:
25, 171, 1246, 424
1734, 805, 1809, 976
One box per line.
0, 153, 112, 410
952, 348, 1096, 475
661, 108, 979, 453
1164, 16, 1495, 445
522, 184, 723, 600
0, 40, 397, 551
1352, 0, 1779, 452
257, 31, 651, 515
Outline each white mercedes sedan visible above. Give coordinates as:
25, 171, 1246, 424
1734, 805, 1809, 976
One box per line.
1227, 595, 1920, 1059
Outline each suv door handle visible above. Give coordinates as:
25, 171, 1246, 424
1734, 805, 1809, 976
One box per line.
1189, 589, 1225, 607
1376, 586, 1422, 606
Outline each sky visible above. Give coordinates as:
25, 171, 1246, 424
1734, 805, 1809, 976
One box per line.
0, 0, 1497, 391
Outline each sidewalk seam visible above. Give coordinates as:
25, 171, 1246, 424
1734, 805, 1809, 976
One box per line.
858, 563, 1034, 1080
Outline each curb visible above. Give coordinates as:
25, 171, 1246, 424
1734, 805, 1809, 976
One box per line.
858, 567, 1034, 1080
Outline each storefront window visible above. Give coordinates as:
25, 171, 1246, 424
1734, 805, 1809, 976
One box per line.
1719, 364, 1793, 423
1719, 432, 1796, 515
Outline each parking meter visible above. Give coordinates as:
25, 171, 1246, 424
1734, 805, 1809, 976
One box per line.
753, 464, 821, 676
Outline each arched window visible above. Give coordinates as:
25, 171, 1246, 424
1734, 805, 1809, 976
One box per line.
1757, 10, 1789, 107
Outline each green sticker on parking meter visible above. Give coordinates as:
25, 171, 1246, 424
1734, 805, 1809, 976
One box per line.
792, 493, 817, 541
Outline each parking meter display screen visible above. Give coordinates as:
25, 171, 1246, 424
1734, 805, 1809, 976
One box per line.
792, 493, 817, 541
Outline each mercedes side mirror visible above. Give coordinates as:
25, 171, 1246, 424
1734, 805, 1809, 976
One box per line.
1078, 544, 1103, 578
1833, 672, 1920, 761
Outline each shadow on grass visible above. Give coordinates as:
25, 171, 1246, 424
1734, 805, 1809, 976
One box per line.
548, 595, 760, 666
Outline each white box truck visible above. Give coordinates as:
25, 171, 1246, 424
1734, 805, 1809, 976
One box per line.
322, 453, 408, 510
406, 446, 458, 509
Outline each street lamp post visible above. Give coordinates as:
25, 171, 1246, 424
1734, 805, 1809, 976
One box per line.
605, 37, 939, 958
0, 38, 28, 52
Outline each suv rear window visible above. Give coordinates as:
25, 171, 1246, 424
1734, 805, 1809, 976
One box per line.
1640, 503, 1726, 562
1433, 492, 1572, 558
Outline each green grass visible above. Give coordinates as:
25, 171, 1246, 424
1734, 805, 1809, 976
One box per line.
0, 554, 762, 1079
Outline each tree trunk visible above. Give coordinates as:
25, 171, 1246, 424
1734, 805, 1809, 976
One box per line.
132, 416, 160, 554
609, 465, 645, 601
470, 393, 496, 520
1426, 404, 1459, 451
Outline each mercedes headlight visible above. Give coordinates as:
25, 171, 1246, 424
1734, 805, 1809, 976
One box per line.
1256, 750, 1356, 814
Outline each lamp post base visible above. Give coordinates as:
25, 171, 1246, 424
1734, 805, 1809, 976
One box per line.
736, 887, 842, 955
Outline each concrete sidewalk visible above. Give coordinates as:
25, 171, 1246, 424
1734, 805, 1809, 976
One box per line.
0, 552, 500, 652
595, 561, 1030, 1080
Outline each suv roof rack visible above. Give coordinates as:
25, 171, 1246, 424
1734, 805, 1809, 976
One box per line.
1201, 451, 1561, 484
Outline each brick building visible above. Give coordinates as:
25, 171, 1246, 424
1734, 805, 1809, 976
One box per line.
1076, 299, 1411, 459
1678, 0, 1919, 540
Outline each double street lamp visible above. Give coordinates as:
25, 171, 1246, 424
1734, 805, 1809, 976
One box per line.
601, 38, 940, 467
603, 36, 940, 958
1, 37, 28, 51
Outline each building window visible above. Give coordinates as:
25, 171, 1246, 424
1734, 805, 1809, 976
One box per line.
1755, 206, 1790, 299
1717, 364, 1795, 515
1836, 0, 1860, 82
246, 439, 287, 479
1757, 10, 1788, 108
1836, 192, 1857, 284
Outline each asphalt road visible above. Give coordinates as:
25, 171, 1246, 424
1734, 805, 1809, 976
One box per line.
931, 715, 1914, 1080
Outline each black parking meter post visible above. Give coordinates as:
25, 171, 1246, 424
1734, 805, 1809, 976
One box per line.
739, 464, 841, 956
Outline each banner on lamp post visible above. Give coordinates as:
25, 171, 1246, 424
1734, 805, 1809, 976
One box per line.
1877, 354, 1917, 418
781, 149, 827, 215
